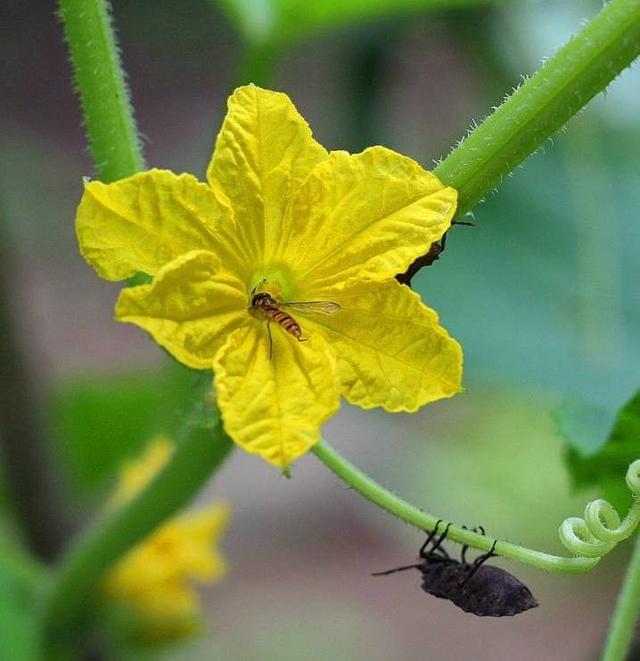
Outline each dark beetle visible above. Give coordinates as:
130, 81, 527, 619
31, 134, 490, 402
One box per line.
373, 522, 538, 617
396, 220, 475, 286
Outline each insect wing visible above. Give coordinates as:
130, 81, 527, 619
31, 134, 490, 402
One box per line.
283, 301, 341, 316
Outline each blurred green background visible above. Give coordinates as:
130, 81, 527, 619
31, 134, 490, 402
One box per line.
2, 0, 640, 658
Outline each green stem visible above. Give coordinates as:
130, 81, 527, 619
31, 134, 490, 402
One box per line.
234, 39, 282, 88
56, 3, 236, 657
59, 0, 144, 182
602, 533, 640, 661
433, 0, 640, 217
40, 420, 233, 649
312, 438, 597, 574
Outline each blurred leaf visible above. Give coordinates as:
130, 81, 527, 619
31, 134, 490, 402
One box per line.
419, 127, 640, 411
565, 390, 640, 510
608, 390, 640, 445
215, 0, 495, 47
50, 363, 209, 497
552, 398, 615, 456
399, 387, 588, 549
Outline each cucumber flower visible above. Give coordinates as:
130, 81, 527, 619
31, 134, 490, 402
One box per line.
76, 85, 462, 469
104, 438, 230, 641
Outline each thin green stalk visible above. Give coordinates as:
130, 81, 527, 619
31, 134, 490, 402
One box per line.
41, 420, 233, 648
234, 40, 282, 88
313, 438, 597, 573
433, 0, 640, 218
56, 2, 237, 656
602, 533, 640, 661
59, 0, 144, 182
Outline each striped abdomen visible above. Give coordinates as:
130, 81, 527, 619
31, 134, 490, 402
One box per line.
263, 306, 303, 340
251, 292, 303, 341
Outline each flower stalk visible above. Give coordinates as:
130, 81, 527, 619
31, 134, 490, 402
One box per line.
312, 439, 598, 573
59, 0, 144, 182
602, 531, 640, 661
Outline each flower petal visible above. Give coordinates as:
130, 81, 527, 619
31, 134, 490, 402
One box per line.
77, 170, 233, 281
170, 504, 230, 581
207, 85, 328, 267
213, 323, 339, 468
303, 280, 462, 411
277, 147, 456, 292
116, 250, 247, 369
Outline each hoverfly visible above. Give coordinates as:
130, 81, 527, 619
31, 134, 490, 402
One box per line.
372, 521, 538, 617
250, 288, 340, 359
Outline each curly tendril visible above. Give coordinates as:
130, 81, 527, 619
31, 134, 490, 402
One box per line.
560, 460, 640, 559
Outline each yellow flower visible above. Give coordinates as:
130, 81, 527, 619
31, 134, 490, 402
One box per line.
76, 85, 463, 469
104, 438, 230, 638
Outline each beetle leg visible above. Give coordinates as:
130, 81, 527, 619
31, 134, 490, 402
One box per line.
461, 540, 498, 585
419, 520, 442, 558
461, 525, 486, 564
425, 522, 451, 559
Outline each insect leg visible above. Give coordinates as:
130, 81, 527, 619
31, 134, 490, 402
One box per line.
461, 525, 485, 564
461, 525, 470, 564
425, 522, 451, 560
433, 545, 450, 559
461, 540, 498, 585
419, 520, 442, 558
472, 539, 497, 568
371, 563, 423, 577
267, 322, 273, 361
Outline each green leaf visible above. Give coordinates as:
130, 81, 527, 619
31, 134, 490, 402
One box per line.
214, 0, 495, 47
565, 390, 640, 510
609, 391, 640, 445
49, 363, 209, 497
553, 398, 616, 456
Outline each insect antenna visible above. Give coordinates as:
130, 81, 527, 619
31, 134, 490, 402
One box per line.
371, 563, 423, 577
396, 218, 476, 285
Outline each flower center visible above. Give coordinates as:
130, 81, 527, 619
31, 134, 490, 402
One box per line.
249, 263, 297, 304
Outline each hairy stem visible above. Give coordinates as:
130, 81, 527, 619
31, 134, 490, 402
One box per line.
313, 438, 596, 573
602, 533, 640, 661
55, 3, 238, 656
434, 0, 640, 216
40, 419, 233, 649
59, 0, 144, 181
